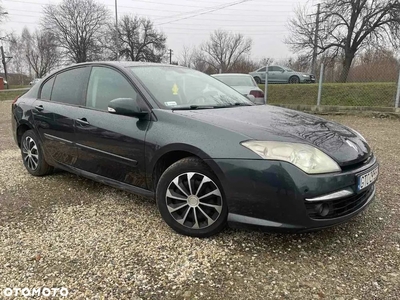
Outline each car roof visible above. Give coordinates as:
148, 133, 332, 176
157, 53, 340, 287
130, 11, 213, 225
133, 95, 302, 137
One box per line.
74, 61, 175, 68
212, 73, 252, 77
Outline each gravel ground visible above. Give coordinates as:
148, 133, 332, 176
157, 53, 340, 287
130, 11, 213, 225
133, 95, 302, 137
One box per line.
0, 100, 399, 299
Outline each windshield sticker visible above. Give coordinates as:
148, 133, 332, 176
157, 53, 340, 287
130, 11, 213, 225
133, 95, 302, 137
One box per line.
164, 101, 178, 106
172, 84, 179, 95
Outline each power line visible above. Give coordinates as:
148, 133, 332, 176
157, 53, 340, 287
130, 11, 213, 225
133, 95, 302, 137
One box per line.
156, 0, 254, 25
6, 11, 289, 25
3, 0, 296, 16
131, 0, 295, 9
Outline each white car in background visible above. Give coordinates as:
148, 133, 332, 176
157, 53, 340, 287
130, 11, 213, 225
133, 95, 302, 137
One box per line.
29, 78, 41, 86
212, 73, 265, 105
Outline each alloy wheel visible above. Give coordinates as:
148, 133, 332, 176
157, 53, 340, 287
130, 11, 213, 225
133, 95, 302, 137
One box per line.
166, 172, 223, 229
22, 136, 39, 171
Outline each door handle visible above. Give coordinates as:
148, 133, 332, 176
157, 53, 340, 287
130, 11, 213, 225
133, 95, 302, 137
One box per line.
76, 118, 90, 125
35, 105, 44, 111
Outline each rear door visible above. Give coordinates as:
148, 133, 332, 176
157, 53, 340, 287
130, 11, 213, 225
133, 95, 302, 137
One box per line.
74, 66, 150, 189
32, 67, 91, 166
268, 66, 282, 83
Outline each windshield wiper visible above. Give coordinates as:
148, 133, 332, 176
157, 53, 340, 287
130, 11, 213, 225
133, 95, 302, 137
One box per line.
215, 102, 253, 108
172, 105, 219, 110
172, 102, 253, 110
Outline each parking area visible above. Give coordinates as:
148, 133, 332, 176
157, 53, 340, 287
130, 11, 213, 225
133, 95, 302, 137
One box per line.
0, 99, 399, 299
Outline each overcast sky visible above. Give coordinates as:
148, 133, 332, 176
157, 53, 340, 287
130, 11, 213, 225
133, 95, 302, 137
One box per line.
1, 0, 317, 61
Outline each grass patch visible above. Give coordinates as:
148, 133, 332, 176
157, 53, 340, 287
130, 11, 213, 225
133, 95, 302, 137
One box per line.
259, 82, 398, 107
10, 85, 30, 89
0, 90, 27, 101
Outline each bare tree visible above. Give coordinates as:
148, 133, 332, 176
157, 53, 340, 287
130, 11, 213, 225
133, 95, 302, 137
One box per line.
113, 15, 166, 62
7, 34, 27, 83
179, 45, 195, 67
43, 0, 110, 63
287, 0, 400, 82
191, 49, 210, 73
201, 30, 252, 73
20, 29, 60, 78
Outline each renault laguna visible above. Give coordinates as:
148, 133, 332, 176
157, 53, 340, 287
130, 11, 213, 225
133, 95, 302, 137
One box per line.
11, 62, 379, 237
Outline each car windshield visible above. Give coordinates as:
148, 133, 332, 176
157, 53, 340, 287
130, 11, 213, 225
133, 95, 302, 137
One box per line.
129, 66, 253, 109
214, 75, 256, 87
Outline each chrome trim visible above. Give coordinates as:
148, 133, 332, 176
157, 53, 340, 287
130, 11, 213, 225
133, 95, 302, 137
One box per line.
43, 133, 73, 145
305, 188, 354, 202
76, 143, 138, 166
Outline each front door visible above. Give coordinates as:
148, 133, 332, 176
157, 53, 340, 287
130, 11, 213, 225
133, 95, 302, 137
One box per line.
32, 67, 91, 166
74, 66, 150, 189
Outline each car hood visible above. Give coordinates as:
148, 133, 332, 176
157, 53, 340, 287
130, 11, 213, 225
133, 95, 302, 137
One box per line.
173, 105, 370, 166
231, 86, 261, 95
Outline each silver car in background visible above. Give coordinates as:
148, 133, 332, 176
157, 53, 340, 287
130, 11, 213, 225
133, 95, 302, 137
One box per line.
212, 73, 265, 105
249, 66, 316, 84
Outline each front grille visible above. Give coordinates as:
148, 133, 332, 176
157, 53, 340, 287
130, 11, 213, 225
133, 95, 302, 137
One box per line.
341, 154, 374, 172
305, 186, 374, 220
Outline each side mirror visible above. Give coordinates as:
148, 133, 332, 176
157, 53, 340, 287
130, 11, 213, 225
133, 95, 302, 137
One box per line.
281, 69, 285, 73
108, 98, 148, 118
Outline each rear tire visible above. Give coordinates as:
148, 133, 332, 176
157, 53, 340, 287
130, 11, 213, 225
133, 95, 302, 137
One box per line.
156, 157, 227, 237
21, 130, 53, 176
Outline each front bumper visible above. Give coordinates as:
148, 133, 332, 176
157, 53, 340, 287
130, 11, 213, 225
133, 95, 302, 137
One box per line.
208, 155, 378, 232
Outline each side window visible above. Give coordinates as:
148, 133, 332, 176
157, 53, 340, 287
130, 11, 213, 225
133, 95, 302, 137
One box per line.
40, 77, 55, 100
258, 67, 266, 72
267, 66, 273, 72
275, 67, 284, 72
86, 67, 137, 111
51, 67, 90, 105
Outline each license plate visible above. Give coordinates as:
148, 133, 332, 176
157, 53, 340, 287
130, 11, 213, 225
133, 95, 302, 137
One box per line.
357, 166, 379, 191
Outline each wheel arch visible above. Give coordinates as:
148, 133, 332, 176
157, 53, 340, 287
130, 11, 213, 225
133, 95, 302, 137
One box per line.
253, 76, 261, 83
289, 75, 300, 83
16, 122, 34, 148
149, 144, 224, 192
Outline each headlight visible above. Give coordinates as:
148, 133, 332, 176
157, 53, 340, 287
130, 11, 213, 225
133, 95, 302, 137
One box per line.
241, 141, 341, 174
302, 74, 309, 77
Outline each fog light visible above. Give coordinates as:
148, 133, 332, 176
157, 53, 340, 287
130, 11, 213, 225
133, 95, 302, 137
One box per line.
315, 203, 330, 217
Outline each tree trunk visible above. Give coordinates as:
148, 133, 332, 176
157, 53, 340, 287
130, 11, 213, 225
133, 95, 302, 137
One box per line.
338, 52, 355, 83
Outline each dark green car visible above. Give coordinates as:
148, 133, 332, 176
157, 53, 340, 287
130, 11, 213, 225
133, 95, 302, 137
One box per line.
12, 62, 378, 238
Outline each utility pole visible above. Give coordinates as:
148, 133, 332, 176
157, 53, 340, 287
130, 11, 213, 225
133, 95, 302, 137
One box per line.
1, 46, 9, 89
169, 49, 173, 64
311, 3, 321, 76
115, 0, 119, 61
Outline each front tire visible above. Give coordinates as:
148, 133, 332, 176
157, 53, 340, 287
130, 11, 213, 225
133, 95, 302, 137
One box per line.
156, 157, 227, 237
289, 76, 300, 84
21, 130, 53, 176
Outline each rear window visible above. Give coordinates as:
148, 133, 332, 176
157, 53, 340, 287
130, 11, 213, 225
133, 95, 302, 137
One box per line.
40, 77, 55, 100
51, 67, 90, 105
214, 75, 256, 87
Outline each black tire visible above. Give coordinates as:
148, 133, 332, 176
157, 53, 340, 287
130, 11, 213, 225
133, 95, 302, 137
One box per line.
20, 130, 54, 176
254, 76, 261, 84
289, 76, 300, 84
156, 157, 228, 238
